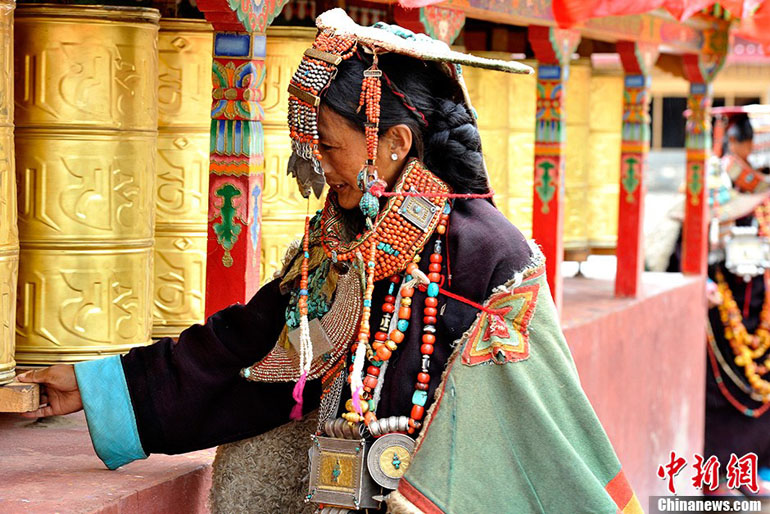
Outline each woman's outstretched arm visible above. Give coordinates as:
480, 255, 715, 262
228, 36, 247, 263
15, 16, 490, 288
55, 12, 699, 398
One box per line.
19, 278, 320, 469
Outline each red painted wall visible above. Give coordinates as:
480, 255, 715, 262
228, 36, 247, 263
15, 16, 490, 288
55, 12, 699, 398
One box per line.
563, 273, 706, 501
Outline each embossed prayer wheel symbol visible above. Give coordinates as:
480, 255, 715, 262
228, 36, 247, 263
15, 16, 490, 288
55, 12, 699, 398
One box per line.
564, 59, 591, 258
261, 27, 324, 281
153, 19, 212, 339
587, 69, 623, 252
0, 0, 16, 384
13, 5, 159, 364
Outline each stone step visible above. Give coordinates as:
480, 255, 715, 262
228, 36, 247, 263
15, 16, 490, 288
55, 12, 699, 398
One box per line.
0, 411, 215, 513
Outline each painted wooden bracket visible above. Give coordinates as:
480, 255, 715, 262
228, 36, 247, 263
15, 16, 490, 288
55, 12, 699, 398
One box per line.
394, 5, 466, 45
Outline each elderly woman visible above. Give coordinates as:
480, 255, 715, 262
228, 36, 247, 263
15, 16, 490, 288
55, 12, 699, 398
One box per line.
20, 10, 639, 513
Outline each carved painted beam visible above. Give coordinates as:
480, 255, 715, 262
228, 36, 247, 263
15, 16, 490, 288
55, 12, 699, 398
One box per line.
528, 25, 580, 315
198, 0, 288, 316
681, 25, 728, 277
614, 41, 658, 298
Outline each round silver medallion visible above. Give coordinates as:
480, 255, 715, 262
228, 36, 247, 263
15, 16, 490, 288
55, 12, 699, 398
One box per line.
366, 433, 416, 490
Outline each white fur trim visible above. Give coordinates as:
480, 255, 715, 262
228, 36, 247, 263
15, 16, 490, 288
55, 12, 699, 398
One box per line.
316, 8, 533, 75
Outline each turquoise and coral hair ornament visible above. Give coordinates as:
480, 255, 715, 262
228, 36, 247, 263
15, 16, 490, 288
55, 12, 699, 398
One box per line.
285, 9, 533, 199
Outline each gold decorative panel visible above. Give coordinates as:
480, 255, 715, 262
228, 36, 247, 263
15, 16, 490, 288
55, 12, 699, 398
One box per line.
13, 5, 159, 131
464, 53, 537, 237
588, 132, 622, 248
158, 19, 212, 128
156, 131, 209, 226
0, 0, 15, 383
14, 5, 158, 364
152, 230, 206, 339
260, 219, 305, 283
262, 27, 318, 127
260, 27, 324, 282
564, 60, 590, 252
15, 245, 153, 364
0, 249, 18, 383
587, 72, 623, 249
0, 128, 16, 248
15, 132, 156, 243
153, 20, 212, 337
507, 61, 537, 239
0, 0, 12, 128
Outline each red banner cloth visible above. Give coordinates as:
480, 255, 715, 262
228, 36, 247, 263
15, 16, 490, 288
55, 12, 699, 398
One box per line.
552, 0, 718, 27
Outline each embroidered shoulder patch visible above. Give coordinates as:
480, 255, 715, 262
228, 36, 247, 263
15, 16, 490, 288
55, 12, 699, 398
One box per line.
461, 280, 539, 366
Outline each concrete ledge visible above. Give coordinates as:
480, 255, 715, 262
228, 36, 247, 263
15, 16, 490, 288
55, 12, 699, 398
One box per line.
563, 272, 705, 501
0, 272, 703, 511
0, 412, 215, 513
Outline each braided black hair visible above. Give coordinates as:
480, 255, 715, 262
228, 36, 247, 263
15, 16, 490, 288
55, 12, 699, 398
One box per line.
320, 52, 489, 194
727, 114, 754, 143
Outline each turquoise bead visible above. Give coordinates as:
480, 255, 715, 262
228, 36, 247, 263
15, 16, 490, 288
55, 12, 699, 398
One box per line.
427, 283, 439, 297
397, 319, 409, 332
412, 390, 428, 407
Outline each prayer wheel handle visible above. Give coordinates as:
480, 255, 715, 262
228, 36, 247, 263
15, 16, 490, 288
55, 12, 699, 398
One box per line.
16, 365, 82, 419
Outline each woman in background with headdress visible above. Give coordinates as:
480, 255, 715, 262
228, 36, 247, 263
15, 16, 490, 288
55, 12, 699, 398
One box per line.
702, 112, 770, 494
723, 114, 770, 193
18, 11, 639, 513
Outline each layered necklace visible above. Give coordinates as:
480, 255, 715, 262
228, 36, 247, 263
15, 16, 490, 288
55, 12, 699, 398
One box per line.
291, 160, 452, 434
714, 269, 770, 400
713, 199, 770, 404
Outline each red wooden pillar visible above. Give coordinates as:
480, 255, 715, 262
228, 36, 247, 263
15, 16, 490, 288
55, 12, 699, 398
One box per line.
614, 42, 658, 297
680, 29, 727, 275
197, 0, 287, 316
528, 25, 579, 313
681, 81, 712, 276
393, 5, 466, 45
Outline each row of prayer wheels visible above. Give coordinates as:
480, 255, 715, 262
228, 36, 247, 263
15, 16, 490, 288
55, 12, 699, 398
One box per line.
462, 56, 623, 254
0, 5, 623, 376
0, 0, 16, 383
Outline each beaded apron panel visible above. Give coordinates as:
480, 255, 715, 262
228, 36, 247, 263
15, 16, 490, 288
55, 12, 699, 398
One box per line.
245, 267, 363, 382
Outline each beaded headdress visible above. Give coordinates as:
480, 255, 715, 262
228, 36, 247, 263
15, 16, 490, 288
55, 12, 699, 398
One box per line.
281, 9, 532, 421
286, 8, 533, 206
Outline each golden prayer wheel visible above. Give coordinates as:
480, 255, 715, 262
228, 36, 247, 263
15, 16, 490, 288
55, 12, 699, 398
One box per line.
587, 68, 623, 251
13, 5, 159, 364
261, 27, 324, 281
464, 54, 536, 238
0, 0, 16, 384
153, 19, 212, 338
564, 59, 591, 258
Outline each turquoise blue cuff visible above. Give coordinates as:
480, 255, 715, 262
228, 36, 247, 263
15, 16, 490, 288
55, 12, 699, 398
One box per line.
74, 355, 147, 470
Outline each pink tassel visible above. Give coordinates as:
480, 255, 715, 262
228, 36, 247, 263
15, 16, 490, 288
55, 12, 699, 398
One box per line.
352, 386, 364, 415
290, 372, 308, 420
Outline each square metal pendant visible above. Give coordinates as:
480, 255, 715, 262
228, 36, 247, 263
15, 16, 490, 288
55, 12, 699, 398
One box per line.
307, 435, 380, 510
399, 195, 438, 232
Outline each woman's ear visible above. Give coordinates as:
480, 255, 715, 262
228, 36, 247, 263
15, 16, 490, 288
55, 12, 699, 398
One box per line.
385, 124, 413, 159
376, 124, 414, 188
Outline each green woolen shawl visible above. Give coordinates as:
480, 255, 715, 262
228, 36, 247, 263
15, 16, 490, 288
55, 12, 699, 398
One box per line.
386, 255, 643, 514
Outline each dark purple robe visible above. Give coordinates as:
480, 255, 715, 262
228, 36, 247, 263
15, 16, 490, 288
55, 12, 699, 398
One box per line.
121, 198, 532, 456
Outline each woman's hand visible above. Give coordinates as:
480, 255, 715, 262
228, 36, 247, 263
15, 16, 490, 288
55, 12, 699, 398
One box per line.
17, 365, 83, 418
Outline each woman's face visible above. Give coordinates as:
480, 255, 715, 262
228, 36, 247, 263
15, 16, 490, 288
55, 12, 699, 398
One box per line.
728, 138, 753, 161
317, 105, 406, 210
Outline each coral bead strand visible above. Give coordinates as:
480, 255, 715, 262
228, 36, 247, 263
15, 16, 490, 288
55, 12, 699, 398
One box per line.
408, 240, 443, 434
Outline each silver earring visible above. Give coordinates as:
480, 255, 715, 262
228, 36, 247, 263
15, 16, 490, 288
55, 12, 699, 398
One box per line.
391, 152, 398, 161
